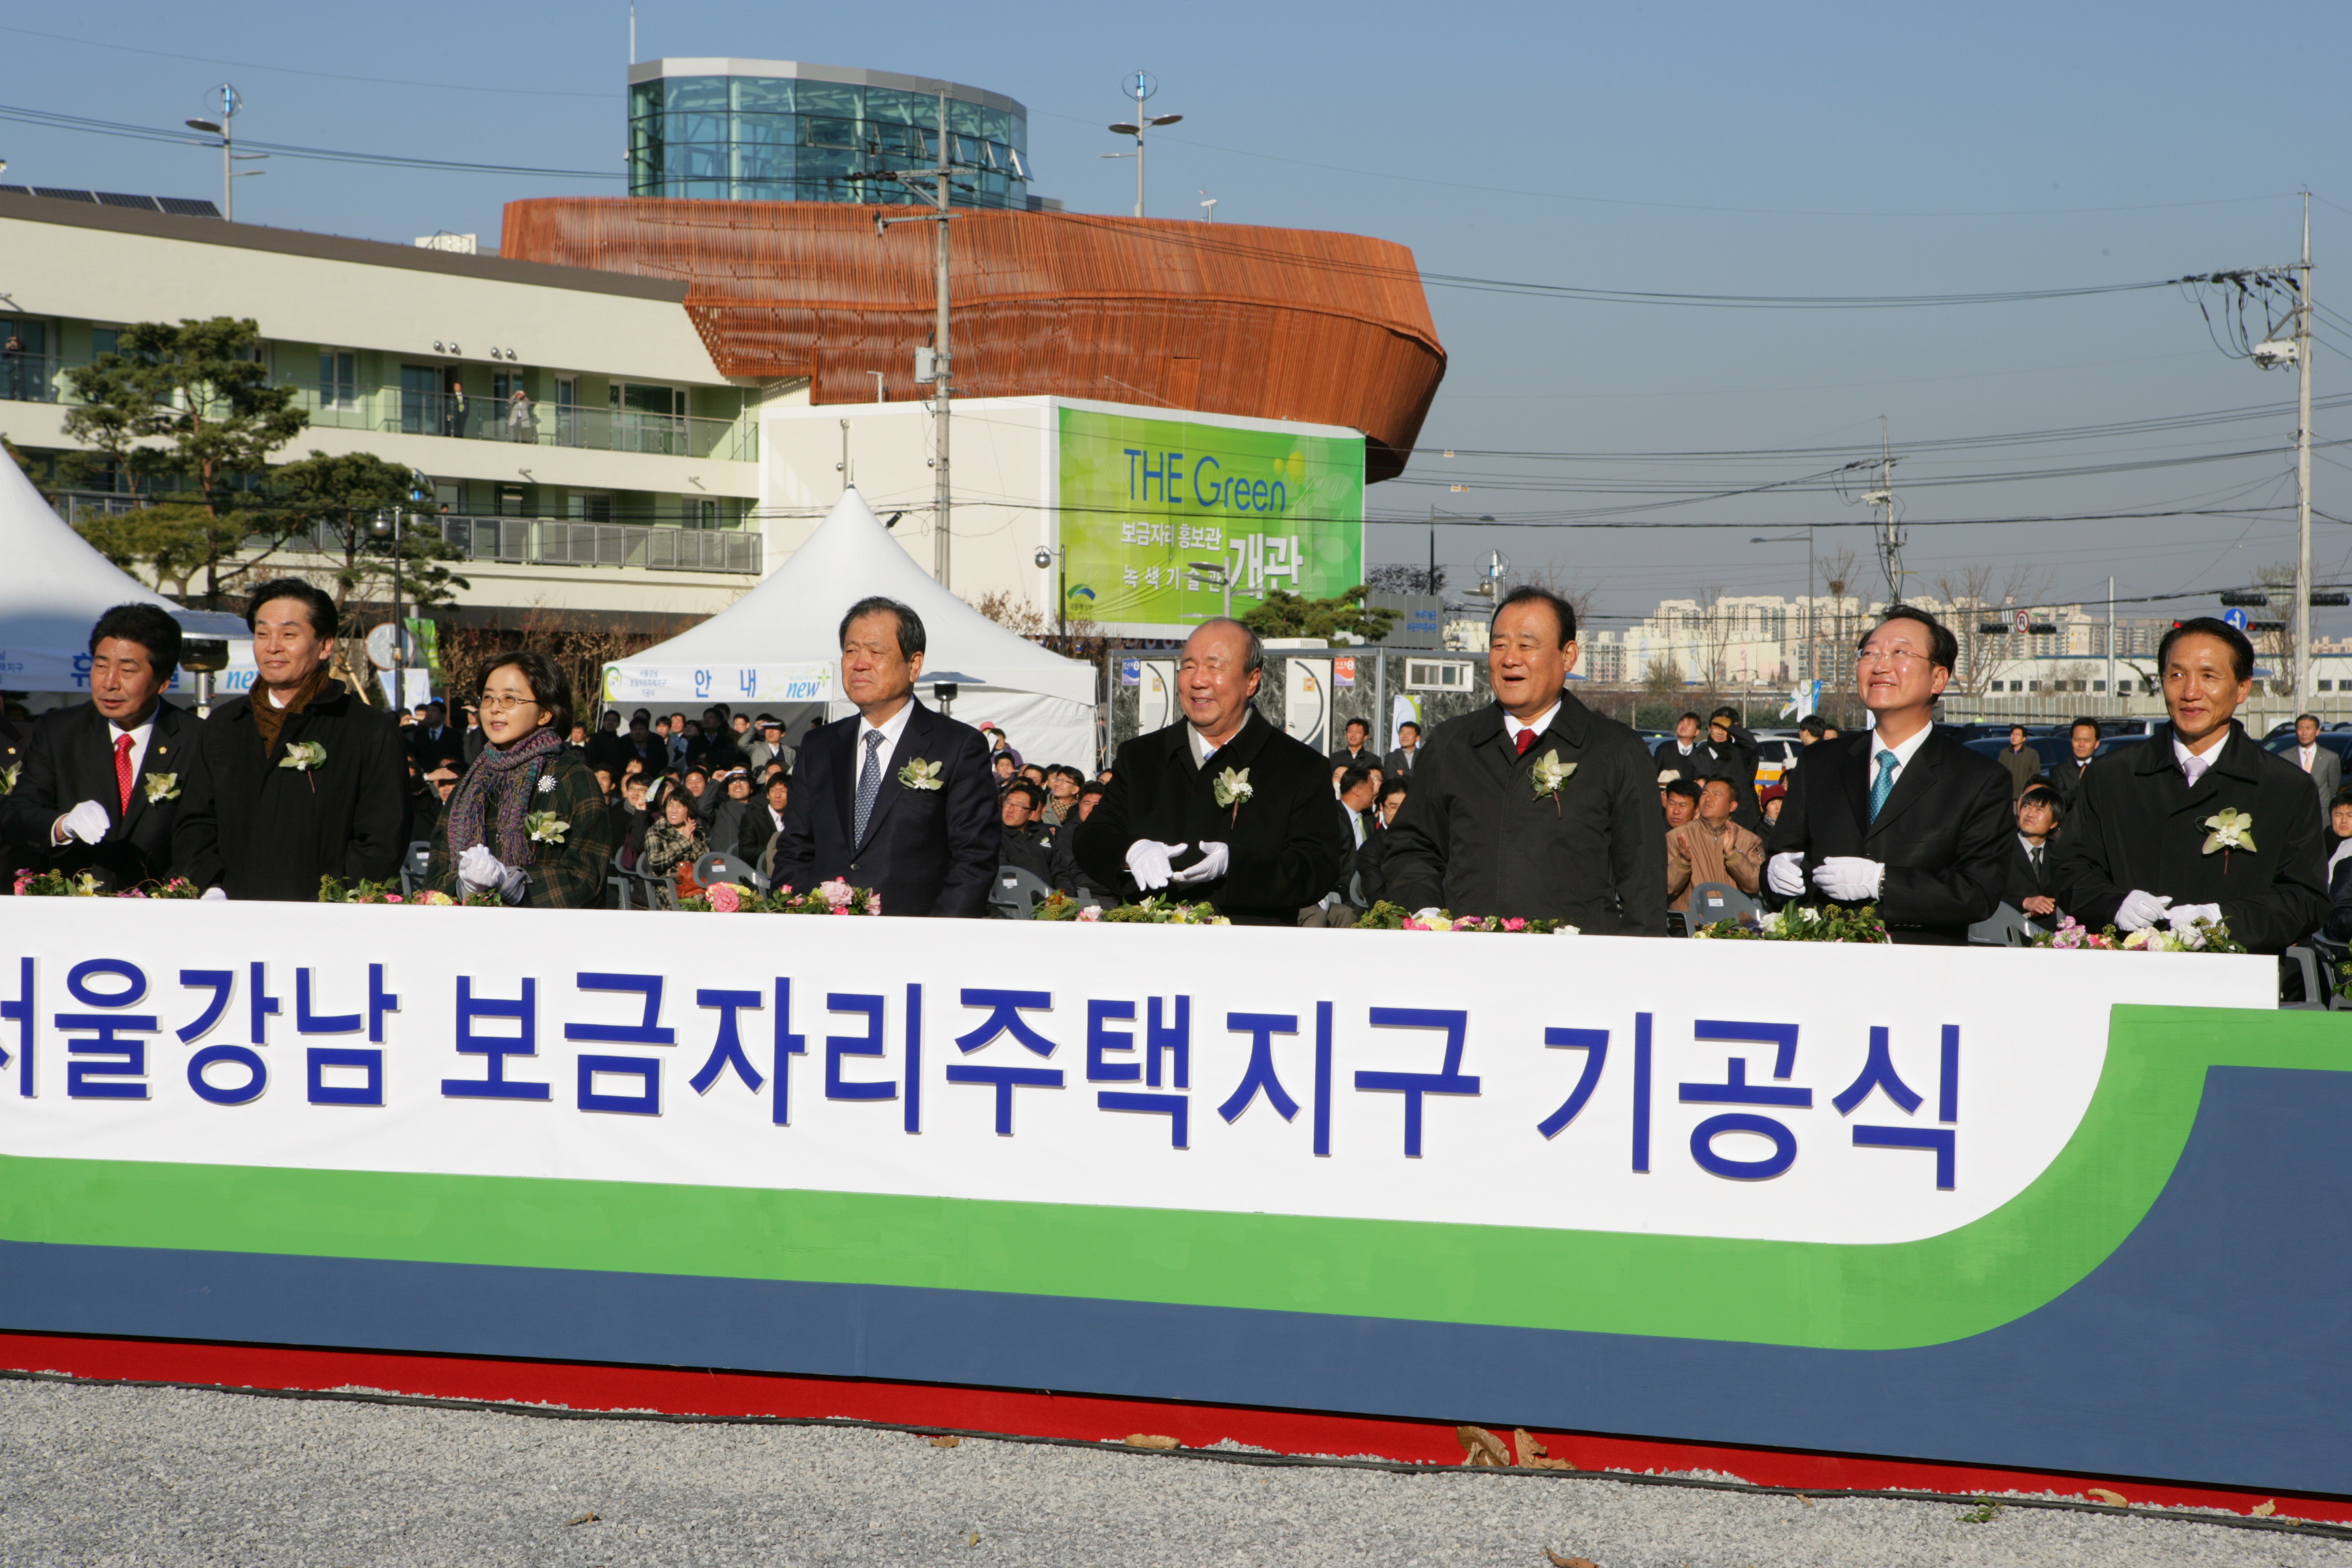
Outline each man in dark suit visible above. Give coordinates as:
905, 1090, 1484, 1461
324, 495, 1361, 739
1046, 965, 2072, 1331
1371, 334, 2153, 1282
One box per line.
2050, 717, 2101, 808
996, 779, 1055, 883
771, 596, 997, 917
1384, 587, 1666, 932
0, 706, 27, 890
1318, 762, 1380, 921
2051, 618, 2327, 953
1049, 783, 1117, 900
1, 603, 199, 890
1354, 777, 1408, 907
1330, 717, 1377, 772
1075, 618, 1345, 925
1383, 720, 1422, 781
1700, 705, 1764, 832
409, 700, 466, 772
1764, 605, 2012, 945
2007, 783, 2063, 924
1653, 711, 1710, 781
173, 580, 409, 901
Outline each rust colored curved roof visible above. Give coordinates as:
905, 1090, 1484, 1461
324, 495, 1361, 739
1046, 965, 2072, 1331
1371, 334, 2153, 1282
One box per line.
502, 198, 1443, 482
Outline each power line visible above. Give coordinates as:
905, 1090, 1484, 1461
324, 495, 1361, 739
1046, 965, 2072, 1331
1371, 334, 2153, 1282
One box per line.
0, 101, 623, 180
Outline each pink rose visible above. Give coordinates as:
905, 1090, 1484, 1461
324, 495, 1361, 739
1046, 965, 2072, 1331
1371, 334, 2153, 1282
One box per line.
386, 894, 404, 904
830, 904, 848, 915
710, 883, 743, 913
821, 879, 854, 908
1077, 905, 1102, 922
1502, 917, 1527, 932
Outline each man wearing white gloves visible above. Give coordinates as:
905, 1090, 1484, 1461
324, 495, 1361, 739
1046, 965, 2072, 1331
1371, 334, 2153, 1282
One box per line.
2051, 617, 2326, 953
1, 603, 199, 892
1074, 618, 1343, 925
1763, 606, 2011, 945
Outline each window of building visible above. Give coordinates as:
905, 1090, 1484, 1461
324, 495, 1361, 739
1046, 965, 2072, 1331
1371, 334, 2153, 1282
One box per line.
687, 496, 717, 528
319, 350, 358, 409
495, 485, 529, 517
2321, 680, 2335, 693
568, 492, 614, 523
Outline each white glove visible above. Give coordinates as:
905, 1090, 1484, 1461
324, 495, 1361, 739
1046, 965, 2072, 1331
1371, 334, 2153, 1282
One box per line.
55, 800, 110, 846
200, 887, 227, 902
1169, 840, 1230, 885
459, 843, 528, 904
1413, 907, 1446, 922
1765, 851, 1806, 898
2165, 902, 2223, 930
2114, 890, 2174, 931
1124, 840, 1184, 891
1812, 857, 1885, 902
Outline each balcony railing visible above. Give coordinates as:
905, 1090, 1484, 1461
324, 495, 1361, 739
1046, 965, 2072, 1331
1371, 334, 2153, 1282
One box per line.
1, 356, 756, 462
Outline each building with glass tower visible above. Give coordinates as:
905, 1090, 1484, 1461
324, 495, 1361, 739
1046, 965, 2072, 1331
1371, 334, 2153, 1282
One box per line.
627, 58, 1054, 210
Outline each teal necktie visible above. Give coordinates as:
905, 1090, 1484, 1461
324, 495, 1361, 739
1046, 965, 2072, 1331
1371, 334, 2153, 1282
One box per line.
1868, 749, 1899, 823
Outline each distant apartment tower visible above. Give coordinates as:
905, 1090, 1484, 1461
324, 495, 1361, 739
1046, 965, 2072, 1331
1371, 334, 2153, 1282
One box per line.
627, 58, 1054, 210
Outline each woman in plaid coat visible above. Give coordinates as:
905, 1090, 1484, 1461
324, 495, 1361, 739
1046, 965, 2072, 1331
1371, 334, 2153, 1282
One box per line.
424, 651, 612, 908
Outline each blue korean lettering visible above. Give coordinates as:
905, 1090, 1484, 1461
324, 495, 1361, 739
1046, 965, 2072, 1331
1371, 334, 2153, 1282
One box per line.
1536, 1027, 1608, 1140
567, 972, 672, 1117
1356, 1007, 1480, 1158
307, 1048, 383, 1107
904, 983, 922, 1133
1217, 1011, 1300, 1124
57, 958, 154, 1101
298, 966, 395, 1105
948, 988, 1061, 1135
248, 961, 280, 1045
1848, 1024, 1959, 1190
1, 956, 29, 1095
826, 993, 894, 1101
1631, 1011, 1653, 1171
689, 988, 766, 1095
442, 977, 548, 1100
1311, 1002, 1333, 1156
176, 970, 233, 1043
296, 970, 361, 1035
1682, 1019, 1808, 1181
189, 1043, 267, 1106
771, 978, 809, 1124
1092, 996, 1190, 1149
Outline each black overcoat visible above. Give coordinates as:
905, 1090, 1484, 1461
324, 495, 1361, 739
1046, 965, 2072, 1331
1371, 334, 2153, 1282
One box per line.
1073, 708, 1345, 926
770, 698, 997, 917
0, 698, 201, 889
2049, 723, 2327, 953
1764, 726, 2012, 945
1382, 693, 1667, 933
172, 679, 409, 901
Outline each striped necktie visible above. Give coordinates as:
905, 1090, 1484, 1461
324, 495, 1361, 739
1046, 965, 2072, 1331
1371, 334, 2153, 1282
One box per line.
853, 730, 887, 845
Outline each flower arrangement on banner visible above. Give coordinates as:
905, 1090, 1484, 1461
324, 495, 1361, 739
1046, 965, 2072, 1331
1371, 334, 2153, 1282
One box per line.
1693, 905, 1891, 943
1349, 901, 1579, 934
678, 878, 881, 915
2033, 915, 2246, 954
316, 875, 496, 907
13, 870, 203, 899
1032, 892, 1230, 924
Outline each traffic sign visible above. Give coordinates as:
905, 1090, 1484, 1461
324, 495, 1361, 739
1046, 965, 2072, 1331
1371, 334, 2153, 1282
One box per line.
2222, 608, 2251, 632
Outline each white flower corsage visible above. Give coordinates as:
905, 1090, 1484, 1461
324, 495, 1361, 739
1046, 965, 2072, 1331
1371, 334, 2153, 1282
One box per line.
2201, 808, 2254, 869
142, 772, 180, 804
525, 809, 568, 845
278, 741, 327, 790
1213, 766, 1253, 825
897, 759, 943, 791
1529, 751, 1577, 813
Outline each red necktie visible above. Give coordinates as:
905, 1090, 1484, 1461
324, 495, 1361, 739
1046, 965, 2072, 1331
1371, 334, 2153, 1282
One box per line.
114, 733, 135, 815
1514, 729, 1537, 757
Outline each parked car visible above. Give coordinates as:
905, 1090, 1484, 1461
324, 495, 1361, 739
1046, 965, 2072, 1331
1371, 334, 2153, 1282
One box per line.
1964, 734, 2142, 770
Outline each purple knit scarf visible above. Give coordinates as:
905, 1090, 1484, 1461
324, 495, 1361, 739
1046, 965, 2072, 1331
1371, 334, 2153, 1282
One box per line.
445, 725, 563, 870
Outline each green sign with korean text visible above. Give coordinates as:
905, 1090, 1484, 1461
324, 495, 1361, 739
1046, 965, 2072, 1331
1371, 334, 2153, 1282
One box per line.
1057, 406, 1364, 627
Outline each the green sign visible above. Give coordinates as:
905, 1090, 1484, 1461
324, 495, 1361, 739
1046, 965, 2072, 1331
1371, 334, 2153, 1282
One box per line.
1058, 406, 1364, 627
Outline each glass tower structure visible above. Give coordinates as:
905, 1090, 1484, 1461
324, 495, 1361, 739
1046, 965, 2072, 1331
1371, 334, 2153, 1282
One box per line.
627, 59, 1037, 209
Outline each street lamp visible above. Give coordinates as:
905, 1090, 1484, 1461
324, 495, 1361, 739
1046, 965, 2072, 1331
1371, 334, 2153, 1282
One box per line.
1748, 528, 1816, 685
1103, 71, 1181, 218
369, 508, 408, 706
185, 83, 264, 221
1034, 544, 1068, 642
1188, 560, 1233, 621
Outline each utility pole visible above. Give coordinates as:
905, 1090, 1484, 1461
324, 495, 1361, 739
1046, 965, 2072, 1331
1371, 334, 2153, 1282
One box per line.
2295, 191, 2315, 710
2105, 574, 2116, 707
1104, 72, 1181, 219
875, 88, 959, 587
1865, 418, 1903, 602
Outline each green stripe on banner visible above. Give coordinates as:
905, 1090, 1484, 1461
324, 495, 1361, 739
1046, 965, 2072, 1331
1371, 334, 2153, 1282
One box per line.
1, 1006, 2342, 1350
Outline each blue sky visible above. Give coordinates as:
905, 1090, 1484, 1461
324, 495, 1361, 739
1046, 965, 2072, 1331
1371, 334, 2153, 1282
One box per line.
4, 1, 2349, 629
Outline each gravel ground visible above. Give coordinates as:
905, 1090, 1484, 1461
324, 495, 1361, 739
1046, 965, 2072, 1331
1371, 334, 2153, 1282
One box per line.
0, 1379, 2345, 1567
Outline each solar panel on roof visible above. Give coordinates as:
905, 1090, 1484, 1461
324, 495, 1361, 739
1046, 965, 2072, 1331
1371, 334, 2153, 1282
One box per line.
95, 192, 161, 212
32, 188, 97, 203
0, 185, 28, 196
154, 196, 223, 219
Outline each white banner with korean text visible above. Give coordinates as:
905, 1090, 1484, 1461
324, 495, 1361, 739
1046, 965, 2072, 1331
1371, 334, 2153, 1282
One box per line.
0, 902, 2273, 1247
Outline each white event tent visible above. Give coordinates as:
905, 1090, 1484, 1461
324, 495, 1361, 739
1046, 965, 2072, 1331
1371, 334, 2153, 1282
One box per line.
0, 455, 250, 698
604, 487, 1101, 769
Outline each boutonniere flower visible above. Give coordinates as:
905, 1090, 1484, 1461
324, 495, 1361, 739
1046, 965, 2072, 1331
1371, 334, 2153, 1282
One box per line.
525, 809, 568, 845
1529, 751, 1578, 814
2201, 807, 2255, 870
1213, 766, 1253, 826
278, 740, 327, 790
142, 772, 180, 804
898, 758, 943, 791
0, 763, 17, 794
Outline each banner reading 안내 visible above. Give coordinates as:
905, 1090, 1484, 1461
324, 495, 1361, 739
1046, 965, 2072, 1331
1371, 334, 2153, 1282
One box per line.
1058, 405, 1364, 627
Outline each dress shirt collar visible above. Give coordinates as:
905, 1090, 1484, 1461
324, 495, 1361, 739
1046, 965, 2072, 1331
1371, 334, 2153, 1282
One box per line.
107, 714, 157, 781
857, 698, 917, 758
2017, 832, 2046, 858
1505, 700, 1563, 746
1188, 721, 1245, 770
2172, 727, 2228, 784
1863, 719, 1934, 774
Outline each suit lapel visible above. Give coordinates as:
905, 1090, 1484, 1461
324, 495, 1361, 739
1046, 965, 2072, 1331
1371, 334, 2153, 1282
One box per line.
830, 720, 858, 847
1835, 734, 1872, 830
116, 705, 185, 840
854, 702, 931, 852
1864, 733, 1942, 840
